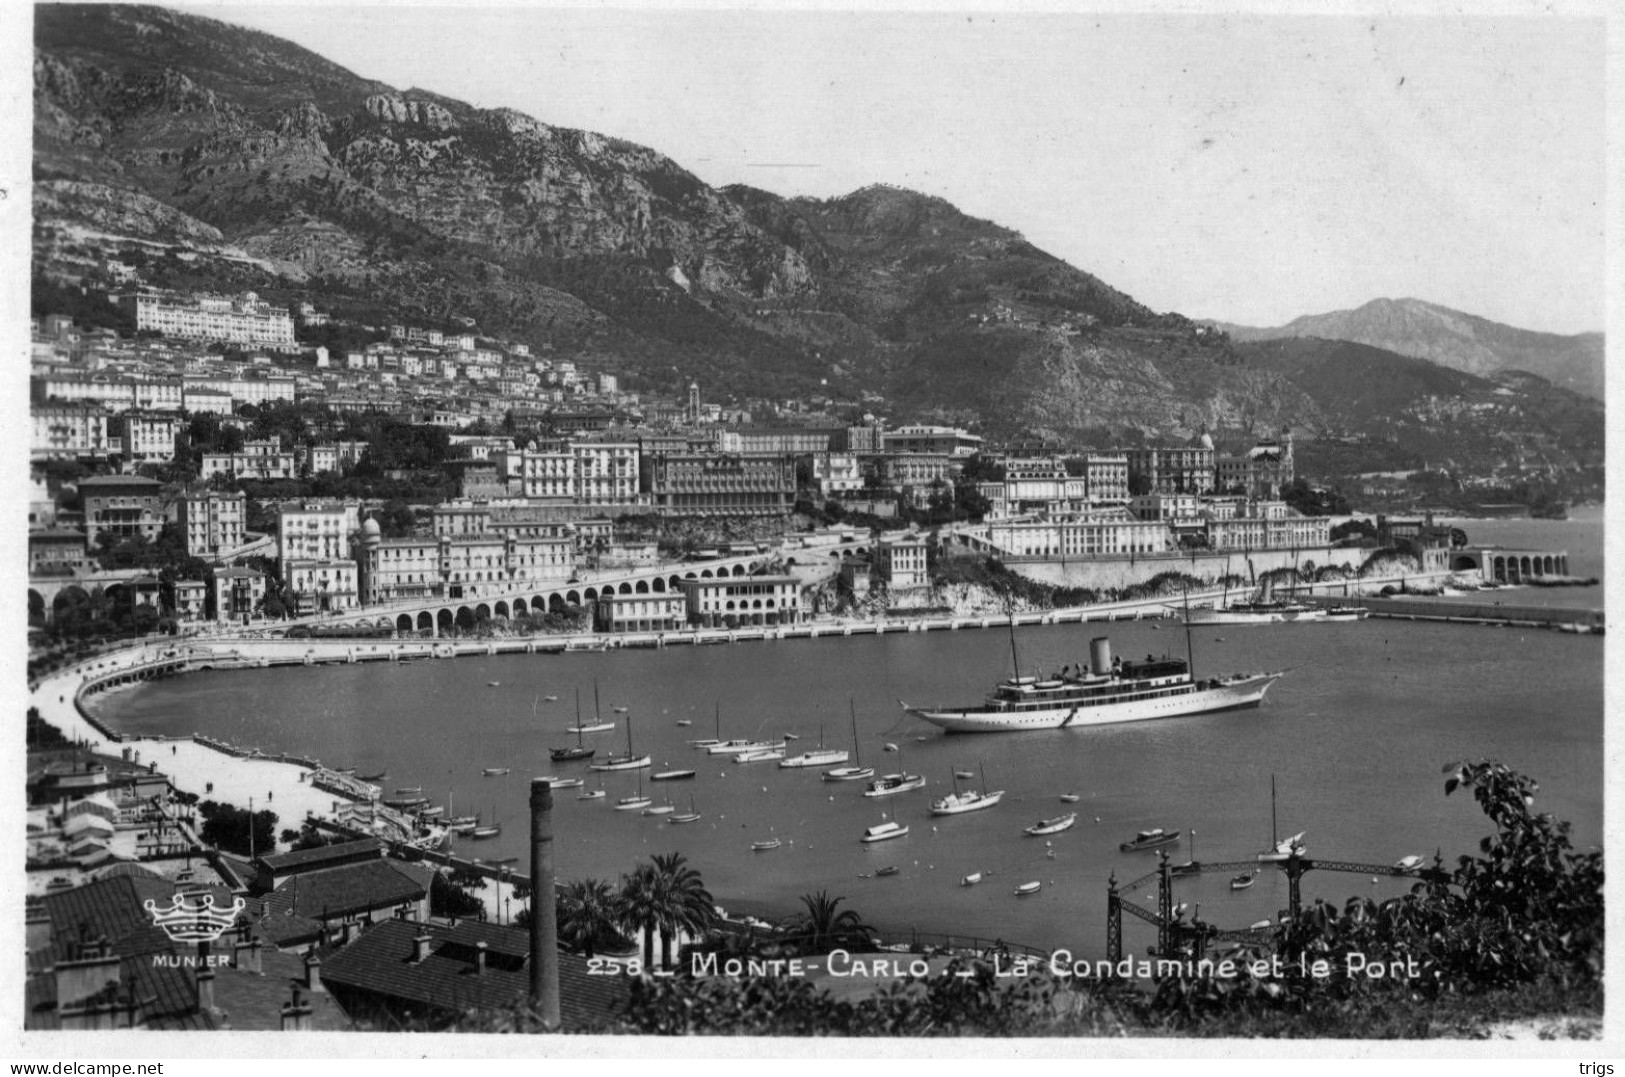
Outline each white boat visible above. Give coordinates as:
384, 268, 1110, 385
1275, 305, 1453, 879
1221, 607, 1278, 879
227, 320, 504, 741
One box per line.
860, 821, 910, 844
864, 772, 925, 798
1324, 605, 1371, 621
751, 838, 781, 851
1230, 873, 1255, 891
1120, 828, 1181, 852
650, 769, 696, 781
544, 695, 559, 702
824, 704, 876, 781
470, 824, 501, 839
482, 767, 510, 776
642, 803, 675, 816
930, 764, 1004, 816
589, 710, 651, 772
669, 795, 702, 824
1180, 601, 1326, 625
715, 740, 779, 757
905, 635, 1282, 733
961, 872, 983, 887
567, 722, 615, 734
1025, 812, 1077, 836
735, 748, 784, 763
1258, 830, 1306, 862
1059, 794, 1081, 803
781, 748, 849, 768
676, 719, 693, 727
488, 681, 500, 687
546, 776, 583, 789
577, 789, 605, 801
932, 788, 1004, 815
1015, 881, 1042, 896
616, 773, 652, 811
613, 706, 629, 714
1395, 854, 1424, 871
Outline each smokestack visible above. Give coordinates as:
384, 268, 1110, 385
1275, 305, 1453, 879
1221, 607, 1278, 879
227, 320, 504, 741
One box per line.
529, 778, 560, 1030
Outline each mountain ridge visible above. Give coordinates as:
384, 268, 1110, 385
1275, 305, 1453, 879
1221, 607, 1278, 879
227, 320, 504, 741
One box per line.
1211, 297, 1603, 400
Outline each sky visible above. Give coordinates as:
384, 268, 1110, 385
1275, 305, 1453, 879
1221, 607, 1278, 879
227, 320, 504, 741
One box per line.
67, 6, 1618, 332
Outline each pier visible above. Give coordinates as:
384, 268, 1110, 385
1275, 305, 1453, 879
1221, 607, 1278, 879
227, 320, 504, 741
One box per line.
1298, 594, 1603, 632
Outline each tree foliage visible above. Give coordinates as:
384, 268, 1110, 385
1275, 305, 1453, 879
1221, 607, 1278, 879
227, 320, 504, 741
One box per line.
197, 800, 278, 858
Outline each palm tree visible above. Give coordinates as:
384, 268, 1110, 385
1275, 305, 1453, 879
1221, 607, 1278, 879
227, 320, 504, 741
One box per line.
617, 863, 663, 969
555, 878, 622, 959
650, 851, 716, 968
791, 890, 868, 954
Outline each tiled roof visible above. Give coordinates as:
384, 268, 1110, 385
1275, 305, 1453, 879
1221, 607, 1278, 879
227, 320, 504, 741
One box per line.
319, 919, 627, 1032
210, 951, 352, 1031
263, 859, 425, 923
257, 837, 382, 875
38, 875, 209, 966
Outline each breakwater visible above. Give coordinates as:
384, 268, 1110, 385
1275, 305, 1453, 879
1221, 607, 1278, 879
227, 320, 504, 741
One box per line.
1301, 595, 1604, 630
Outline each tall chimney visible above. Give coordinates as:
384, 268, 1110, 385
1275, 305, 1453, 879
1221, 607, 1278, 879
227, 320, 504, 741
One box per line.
474, 940, 487, 976
195, 966, 216, 1015
528, 778, 560, 1030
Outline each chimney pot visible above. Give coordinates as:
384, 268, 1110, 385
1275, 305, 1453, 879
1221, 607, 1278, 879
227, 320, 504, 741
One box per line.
412, 933, 432, 964
195, 966, 216, 1014
475, 940, 487, 976
303, 953, 324, 993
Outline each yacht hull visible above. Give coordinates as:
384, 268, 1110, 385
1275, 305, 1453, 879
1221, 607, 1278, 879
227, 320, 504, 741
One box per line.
913, 672, 1280, 733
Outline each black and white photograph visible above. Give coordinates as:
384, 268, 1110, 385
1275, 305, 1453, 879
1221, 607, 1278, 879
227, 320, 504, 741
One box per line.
11, 1, 1609, 1055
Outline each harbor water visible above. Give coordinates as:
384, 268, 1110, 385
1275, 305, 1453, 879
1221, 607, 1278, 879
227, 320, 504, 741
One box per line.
90, 515, 1603, 959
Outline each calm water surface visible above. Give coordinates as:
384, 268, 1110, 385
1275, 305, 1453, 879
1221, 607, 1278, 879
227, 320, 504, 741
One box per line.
94, 514, 1603, 958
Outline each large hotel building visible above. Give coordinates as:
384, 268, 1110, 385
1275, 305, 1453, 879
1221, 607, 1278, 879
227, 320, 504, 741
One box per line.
125, 291, 297, 350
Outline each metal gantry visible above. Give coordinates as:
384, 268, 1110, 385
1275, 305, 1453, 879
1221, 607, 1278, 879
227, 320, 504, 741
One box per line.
1107, 848, 1451, 962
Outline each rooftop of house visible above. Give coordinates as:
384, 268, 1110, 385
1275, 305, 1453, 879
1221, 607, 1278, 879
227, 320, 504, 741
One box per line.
318, 917, 629, 1032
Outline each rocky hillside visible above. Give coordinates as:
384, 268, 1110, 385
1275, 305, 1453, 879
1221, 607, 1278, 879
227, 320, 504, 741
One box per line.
32, 5, 1314, 438
1215, 297, 1604, 401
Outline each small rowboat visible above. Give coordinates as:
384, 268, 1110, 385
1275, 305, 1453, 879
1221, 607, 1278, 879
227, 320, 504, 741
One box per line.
482, 767, 511, 777
875, 865, 900, 877
394, 787, 422, 795
613, 706, 630, 714
751, 838, 782, 851
1015, 881, 1042, 896
358, 771, 387, 782
1395, 854, 1424, 871
1230, 873, 1255, 891
568, 723, 615, 734
954, 770, 974, 780
615, 796, 652, 811
547, 776, 584, 789
470, 825, 501, 839
961, 872, 983, 887
676, 719, 693, 727
577, 789, 605, 801
642, 804, 675, 816
544, 695, 558, 701
488, 681, 500, 687
650, 769, 696, 781
416, 805, 444, 819
1059, 794, 1081, 804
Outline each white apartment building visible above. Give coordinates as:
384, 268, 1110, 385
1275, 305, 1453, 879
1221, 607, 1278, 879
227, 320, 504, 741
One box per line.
176, 491, 246, 559
875, 533, 929, 589
128, 291, 297, 349
284, 559, 359, 613
31, 405, 111, 459
573, 442, 640, 503
278, 503, 358, 566
985, 517, 1171, 558
116, 413, 182, 464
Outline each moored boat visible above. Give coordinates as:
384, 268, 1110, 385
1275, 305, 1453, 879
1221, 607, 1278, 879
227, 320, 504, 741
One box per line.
1230, 873, 1255, 891
1025, 812, 1077, 836
669, 795, 702, 824
552, 689, 597, 761
470, 824, 501, 839
875, 865, 900, 877
751, 838, 782, 851
1059, 794, 1081, 803
734, 747, 784, 763
904, 635, 1282, 733
650, 769, 696, 781
590, 710, 652, 772
860, 821, 910, 844
1015, 881, 1042, 896
930, 764, 1004, 816
1395, 854, 1423, 871
482, 767, 511, 777
1324, 605, 1371, 621
1119, 828, 1181, 852
824, 703, 875, 782
781, 748, 849, 769
642, 803, 675, 816
961, 872, 983, 887
577, 789, 605, 801
863, 772, 925, 798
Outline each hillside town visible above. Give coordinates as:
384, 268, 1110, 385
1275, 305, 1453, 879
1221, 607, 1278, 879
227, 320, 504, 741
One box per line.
30, 287, 1386, 640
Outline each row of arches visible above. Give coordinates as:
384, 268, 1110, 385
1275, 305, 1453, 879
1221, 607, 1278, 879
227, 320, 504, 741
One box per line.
1451, 552, 1568, 581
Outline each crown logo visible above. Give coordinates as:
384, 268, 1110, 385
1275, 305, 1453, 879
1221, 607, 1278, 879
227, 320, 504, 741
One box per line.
144, 892, 246, 943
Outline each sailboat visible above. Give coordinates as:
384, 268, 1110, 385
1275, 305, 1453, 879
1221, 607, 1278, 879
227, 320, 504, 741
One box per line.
577, 773, 606, 801
568, 682, 615, 734
669, 794, 702, 824
615, 771, 652, 811
688, 703, 724, 749
551, 689, 596, 761
589, 709, 651, 772
471, 806, 501, 839
929, 762, 1004, 815
1256, 775, 1306, 862
823, 702, 875, 782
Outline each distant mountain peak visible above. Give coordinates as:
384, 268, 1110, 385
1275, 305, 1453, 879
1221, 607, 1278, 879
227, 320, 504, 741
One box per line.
1218, 298, 1603, 400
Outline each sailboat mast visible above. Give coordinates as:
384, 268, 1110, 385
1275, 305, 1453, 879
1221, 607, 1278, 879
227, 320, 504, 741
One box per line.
1182, 585, 1196, 676
1271, 773, 1278, 848
850, 699, 860, 766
